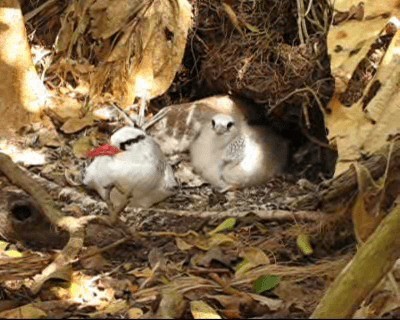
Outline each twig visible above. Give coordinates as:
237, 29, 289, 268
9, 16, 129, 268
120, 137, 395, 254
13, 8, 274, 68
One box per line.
23, 0, 57, 22
143, 208, 323, 222
74, 236, 131, 263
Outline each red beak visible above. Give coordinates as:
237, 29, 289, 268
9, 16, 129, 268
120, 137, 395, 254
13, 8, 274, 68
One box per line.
87, 144, 122, 158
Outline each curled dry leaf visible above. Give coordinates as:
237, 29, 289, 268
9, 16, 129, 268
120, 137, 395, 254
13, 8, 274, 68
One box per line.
56, 0, 192, 107
61, 114, 95, 134
127, 308, 144, 319
195, 233, 236, 251
351, 162, 386, 243
156, 288, 186, 319
326, 0, 400, 175
0, 304, 47, 319
80, 246, 109, 271
235, 247, 270, 276
38, 130, 62, 148
194, 247, 234, 268
248, 293, 283, 312
176, 237, 194, 251
47, 96, 83, 123
72, 136, 93, 158
90, 300, 129, 318
190, 300, 222, 319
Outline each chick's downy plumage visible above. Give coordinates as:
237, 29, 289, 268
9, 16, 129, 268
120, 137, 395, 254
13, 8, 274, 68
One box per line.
190, 114, 288, 191
83, 126, 178, 209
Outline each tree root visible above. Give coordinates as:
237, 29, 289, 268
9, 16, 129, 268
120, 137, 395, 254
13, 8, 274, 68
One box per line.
0, 153, 130, 293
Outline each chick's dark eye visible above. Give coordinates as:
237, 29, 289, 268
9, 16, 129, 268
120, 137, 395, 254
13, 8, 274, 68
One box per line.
227, 121, 234, 129
211, 119, 215, 127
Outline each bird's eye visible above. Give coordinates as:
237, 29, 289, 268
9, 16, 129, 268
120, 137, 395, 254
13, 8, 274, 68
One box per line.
211, 119, 215, 128
227, 121, 234, 129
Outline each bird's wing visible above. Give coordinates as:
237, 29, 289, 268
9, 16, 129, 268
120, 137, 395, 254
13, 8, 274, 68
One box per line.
222, 136, 246, 166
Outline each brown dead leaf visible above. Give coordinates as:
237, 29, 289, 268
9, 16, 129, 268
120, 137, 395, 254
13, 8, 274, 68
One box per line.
128, 267, 153, 279
195, 233, 236, 251
148, 248, 166, 270
222, 2, 244, 36
72, 136, 93, 158
352, 162, 386, 243
0, 300, 20, 313
326, 0, 400, 175
195, 247, 234, 268
47, 95, 83, 122
0, 304, 47, 319
176, 237, 194, 251
80, 246, 109, 271
190, 300, 221, 319
38, 129, 62, 148
156, 287, 186, 319
127, 307, 144, 319
248, 293, 283, 312
61, 114, 95, 134
92, 300, 129, 317
235, 247, 270, 276
86, 0, 193, 106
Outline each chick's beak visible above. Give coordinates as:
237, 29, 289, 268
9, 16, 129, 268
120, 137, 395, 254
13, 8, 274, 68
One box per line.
213, 125, 227, 135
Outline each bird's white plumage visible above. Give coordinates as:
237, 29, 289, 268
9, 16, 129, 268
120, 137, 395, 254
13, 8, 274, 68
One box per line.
83, 126, 178, 209
190, 114, 288, 191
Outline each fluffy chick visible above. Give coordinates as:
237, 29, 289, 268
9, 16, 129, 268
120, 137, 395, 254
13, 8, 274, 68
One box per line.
190, 114, 288, 191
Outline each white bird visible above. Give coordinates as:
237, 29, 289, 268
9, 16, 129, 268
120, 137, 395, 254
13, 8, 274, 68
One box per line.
83, 126, 178, 218
190, 114, 288, 192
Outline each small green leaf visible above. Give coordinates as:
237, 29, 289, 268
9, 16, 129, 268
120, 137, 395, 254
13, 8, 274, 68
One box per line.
208, 218, 236, 235
253, 275, 280, 294
297, 234, 313, 256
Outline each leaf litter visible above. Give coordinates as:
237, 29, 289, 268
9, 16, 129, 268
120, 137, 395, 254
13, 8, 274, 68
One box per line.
0, 116, 355, 318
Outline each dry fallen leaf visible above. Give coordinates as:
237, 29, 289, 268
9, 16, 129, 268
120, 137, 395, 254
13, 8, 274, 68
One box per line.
248, 293, 283, 312
61, 114, 95, 134
190, 300, 221, 319
196, 247, 233, 268
235, 247, 270, 276
326, 0, 400, 175
72, 136, 93, 158
156, 288, 186, 319
80, 246, 109, 271
38, 129, 62, 148
352, 162, 386, 243
176, 237, 194, 251
127, 307, 144, 319
0, 304, 47, 319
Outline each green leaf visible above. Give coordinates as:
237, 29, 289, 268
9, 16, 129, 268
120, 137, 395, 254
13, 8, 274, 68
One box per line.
296, 234, 313, 256
208, 218, 236, 235
253, 275, 280, 294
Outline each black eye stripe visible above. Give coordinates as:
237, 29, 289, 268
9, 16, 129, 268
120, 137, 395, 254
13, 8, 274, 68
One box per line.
227, 121, 234, 129
120, 134, 146, 150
